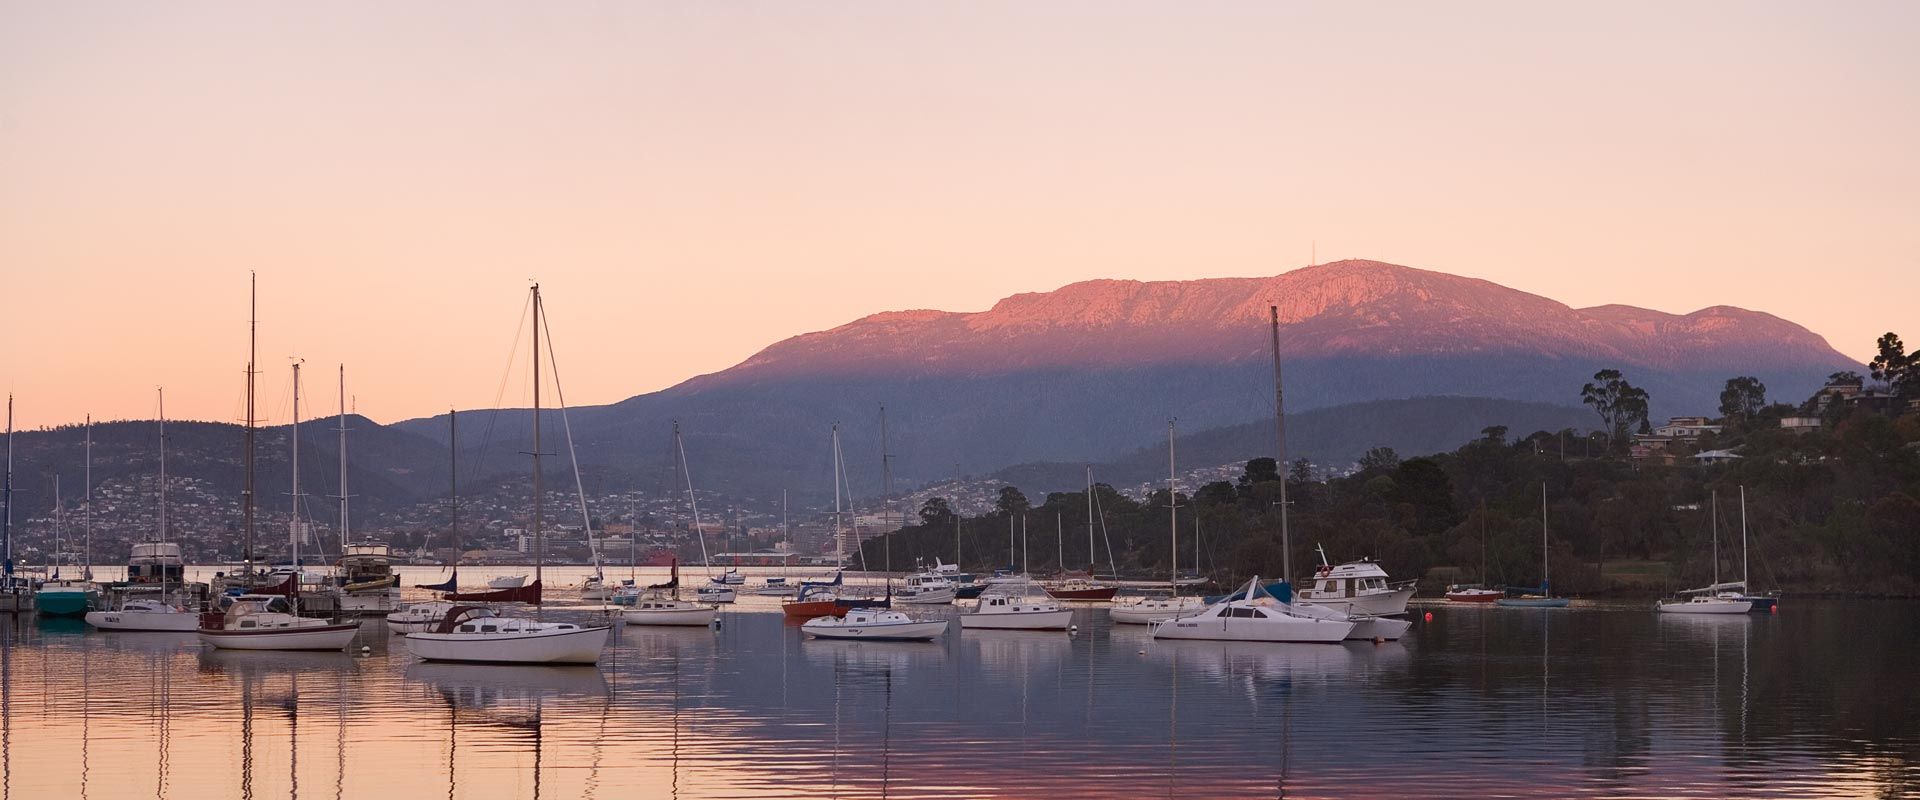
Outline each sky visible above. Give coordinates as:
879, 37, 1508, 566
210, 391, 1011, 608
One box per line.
2, 2, 1915, 429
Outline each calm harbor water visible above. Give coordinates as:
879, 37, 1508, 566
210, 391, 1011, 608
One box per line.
1, 579, 1915, 799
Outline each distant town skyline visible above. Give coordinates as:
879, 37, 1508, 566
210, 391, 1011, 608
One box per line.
3, 2, 1914, 429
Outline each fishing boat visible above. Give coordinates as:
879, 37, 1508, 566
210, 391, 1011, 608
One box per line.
1497, 484, 1570, 608
960, 580, 1073, 630
622, 560, 716, 627
1658, 490, 1754, 614
1113, 425, 1209, 625
1150, 577, 1354, 643
1294, 548, 1415, 616
405, 605, 610, 664
802, 607, 947, 641
400, 284, 610, 665
198, 594, 360, 651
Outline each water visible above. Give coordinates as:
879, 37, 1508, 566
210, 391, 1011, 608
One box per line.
2, 589, 1915, 799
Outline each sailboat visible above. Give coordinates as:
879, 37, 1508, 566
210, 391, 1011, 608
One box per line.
1656, 490, 1752, 614
1043, 507, 1117, 600
203, 362, 363, 651
668, 422, 734, 604
89, 392, 202, 631
332, 367, 401, 615
1151, 576, 1354, 643
36, 474, 98, 616
390, 409, 466, 633
1496, 483, 1570, 608
1446, 502, 1504, 602
622, 558, 717, 627
1111, 425, 1207, 624
403, 284, 611, 664
1730, 487, 1778, 612
0, 395, 28, 613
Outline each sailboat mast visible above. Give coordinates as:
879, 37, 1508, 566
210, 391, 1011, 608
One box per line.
244, 272, 257, 575
290, 360, 303, 567
158, 388, 167, 544
531, 285, 544, 596
83, 415, 91, 580
1540, 482, 1549, 590
53, 475, 62, 578
338, 366, 349, 546
1711, 490, 1720, 587
3, 395, 11, 579
677, 422, 710, 574
449, 408, 458, 556
1740, 485, 1749, 587
1270, 305, 1292, 584
831, 425, 844, 569
1168, 419, 1178, 596
880, 404, 891, 576
1085, 465, 1094, 573
1056, 512, 1063, 573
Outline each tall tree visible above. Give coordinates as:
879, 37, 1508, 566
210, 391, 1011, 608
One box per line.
1718, 376, 1767, 420
1358, 447, 1401, 472
1870, 332, 1916, 397
1581, 369, 1651, 447
918, 497, 956, 527
994, 486, 1030, 516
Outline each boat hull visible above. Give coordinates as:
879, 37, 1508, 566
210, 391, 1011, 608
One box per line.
1739, 596, 1778, 612
34, 590, 94, 617
1347, 616, 1412, 641
1445, 590, 1503, 603
1297, 586, 1415, 616
85, 609, 200, 632
959, 609, 1074, 630
1495, 597, 1570, 608
696, 588, 736, 604
340, 589, 400, 614
803, 619, 948, 641
783, 599, 843, 619
405, 625, 611, 665
199, 623, 361, 651
1044, 586, 1118, 601
897, 588, 955, 605
1656, 599, 1753, 614
1109, 599, 1209, 625
1150, 615, 1353, 644
446, 580, 543, 605
622, 606, 717, 627
953, 585, 986, 600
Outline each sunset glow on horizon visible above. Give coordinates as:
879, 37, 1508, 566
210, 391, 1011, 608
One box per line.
3, 2, 1915, 428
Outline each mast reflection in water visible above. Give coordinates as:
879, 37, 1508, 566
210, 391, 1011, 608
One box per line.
0, 601, 1916, 797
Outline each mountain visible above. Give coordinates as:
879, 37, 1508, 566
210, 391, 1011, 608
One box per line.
396, 259, 1858, 500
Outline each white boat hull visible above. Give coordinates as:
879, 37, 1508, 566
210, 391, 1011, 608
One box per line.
1151, 615, 1353, 644
405, 625, 611, 664
897, 588, 956, 605
1109, 598, 1209, 625
803, 619, 949, 641
1297, 586, 1415, 617
622, 606, 717, 627
340, 589, 401, 614
696, 588, 736, 604
960, 608, 1074, 630
85, 609, 201, 632
199, 623, 361, 651
1347, 615, 1412, 641
1657, 599, 1753, 614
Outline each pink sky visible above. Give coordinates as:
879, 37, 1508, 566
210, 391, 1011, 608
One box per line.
2, 2, 1915, 429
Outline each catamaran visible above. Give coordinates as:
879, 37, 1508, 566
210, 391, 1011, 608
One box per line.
402, 284, 611, 664
1150, 577, 1354, 644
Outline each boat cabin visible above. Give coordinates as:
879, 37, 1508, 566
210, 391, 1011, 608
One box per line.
1297, 559, 1397, 600
127, 542, 186, 584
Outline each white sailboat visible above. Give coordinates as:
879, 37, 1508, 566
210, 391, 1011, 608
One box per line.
89, 398, 199, 632
203, 364, 362, 650
1496, 484, 1571, 608
403, 284, 611, 664
803, 607, 948, 641
623, 559, 716, 627
671, 423, 734, 604
1657, 490, 1752, 614
1112, 425, 1207, 625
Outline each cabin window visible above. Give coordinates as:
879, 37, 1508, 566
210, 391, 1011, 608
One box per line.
240, 620, 256, 628
480, 625, 498, 633
459, 624, 476, 632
